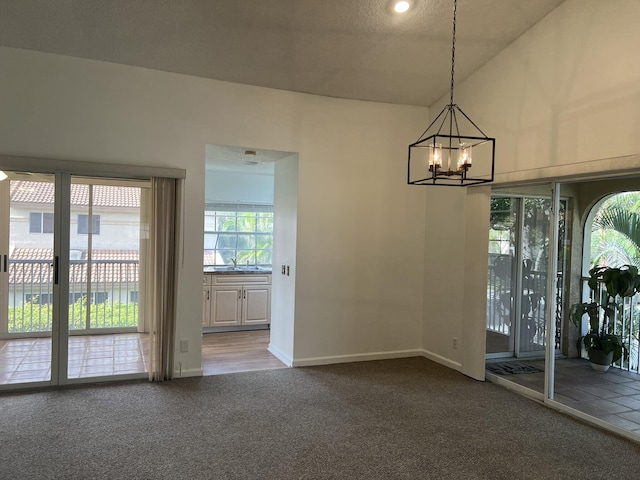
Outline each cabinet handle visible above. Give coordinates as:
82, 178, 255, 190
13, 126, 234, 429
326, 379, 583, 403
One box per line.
2, 254, 6, 273
238, 289, 242, 299
207, 290, 210, 300
243, 289, 246, 299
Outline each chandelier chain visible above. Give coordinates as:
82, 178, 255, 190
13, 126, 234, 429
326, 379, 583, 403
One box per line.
450, 0, 457, 106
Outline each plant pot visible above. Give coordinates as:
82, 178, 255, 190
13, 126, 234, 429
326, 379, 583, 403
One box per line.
588, 349, 614, 372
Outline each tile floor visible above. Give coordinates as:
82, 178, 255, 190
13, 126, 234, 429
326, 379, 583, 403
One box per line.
0, 330, 285, 385
487, 357, 640, 435
0, 333, 148, 385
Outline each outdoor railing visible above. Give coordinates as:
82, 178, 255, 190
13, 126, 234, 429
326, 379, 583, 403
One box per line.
6, 259, 140, 334
487, 264, 563, 352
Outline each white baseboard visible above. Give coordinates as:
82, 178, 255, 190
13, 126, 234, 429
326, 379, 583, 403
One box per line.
291, 349, 423, 367
268, 343, 293, 367
174, 367, 203, 378
419, 349, 462, 372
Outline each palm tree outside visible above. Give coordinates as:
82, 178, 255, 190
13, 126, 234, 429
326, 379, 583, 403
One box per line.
590, 192, 640, 268
588, 191, 640, 371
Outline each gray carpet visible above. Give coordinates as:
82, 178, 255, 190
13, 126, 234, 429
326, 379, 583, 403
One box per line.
1, 357, 639, 479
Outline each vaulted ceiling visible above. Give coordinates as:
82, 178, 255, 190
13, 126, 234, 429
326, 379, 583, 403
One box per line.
0, 0, 565, 107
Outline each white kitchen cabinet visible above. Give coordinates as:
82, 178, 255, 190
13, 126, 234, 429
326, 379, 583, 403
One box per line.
203, 286, 211, 327
202, 273, 271, 328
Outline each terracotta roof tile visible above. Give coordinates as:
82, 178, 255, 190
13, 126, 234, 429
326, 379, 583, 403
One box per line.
9, 249, 139, 285
10, 181, 140, 208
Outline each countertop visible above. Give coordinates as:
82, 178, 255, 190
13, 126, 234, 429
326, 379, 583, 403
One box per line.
203, 266, 272, 275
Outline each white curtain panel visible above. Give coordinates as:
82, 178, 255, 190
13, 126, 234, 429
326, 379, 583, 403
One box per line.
143, 177, 179, 381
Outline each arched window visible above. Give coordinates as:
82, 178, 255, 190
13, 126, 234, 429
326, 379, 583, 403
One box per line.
584, 192, 640, 270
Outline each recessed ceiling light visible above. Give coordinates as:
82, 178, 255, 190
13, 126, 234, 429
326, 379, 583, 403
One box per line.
394, 1, 411, 13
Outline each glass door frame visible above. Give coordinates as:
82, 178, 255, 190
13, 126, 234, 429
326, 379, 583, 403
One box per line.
544, 182, 560, 400
51, 171, 71, 385
0, 171, 149, 390
487, 190, 555, 360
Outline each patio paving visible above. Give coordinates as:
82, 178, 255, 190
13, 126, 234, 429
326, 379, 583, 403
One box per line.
0, 333, 148, 384
487, 357, 640, 436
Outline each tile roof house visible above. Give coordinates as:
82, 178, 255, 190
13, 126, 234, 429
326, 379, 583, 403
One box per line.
7, 182, 141, 308
10, 181, 141, 208
8, 248, 139, 308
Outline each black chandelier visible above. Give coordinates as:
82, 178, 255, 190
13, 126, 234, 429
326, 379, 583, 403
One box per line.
408, 0, 495, 187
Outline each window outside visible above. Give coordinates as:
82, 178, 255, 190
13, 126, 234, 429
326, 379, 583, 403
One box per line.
204, 208, 273, 266
29, 212, 54, 234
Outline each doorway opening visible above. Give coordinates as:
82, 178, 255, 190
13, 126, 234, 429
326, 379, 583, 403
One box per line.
201, 144, 297, 375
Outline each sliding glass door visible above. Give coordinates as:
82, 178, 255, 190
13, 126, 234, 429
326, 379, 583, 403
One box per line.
0, 172, 149, 388
486, 186, 563, 360
0, 173, 55, 385
66, 177, 148, 380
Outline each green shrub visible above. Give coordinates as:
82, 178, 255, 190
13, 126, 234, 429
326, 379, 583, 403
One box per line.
8, 298, 139, 333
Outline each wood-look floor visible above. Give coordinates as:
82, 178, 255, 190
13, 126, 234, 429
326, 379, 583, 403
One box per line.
202, 330, 286, 376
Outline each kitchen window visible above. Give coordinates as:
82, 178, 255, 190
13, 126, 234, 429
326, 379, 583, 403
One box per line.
204, 204, 273, 266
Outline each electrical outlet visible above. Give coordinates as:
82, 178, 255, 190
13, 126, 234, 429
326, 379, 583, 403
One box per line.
180, 340, 189, 353
452, 337, 458, 349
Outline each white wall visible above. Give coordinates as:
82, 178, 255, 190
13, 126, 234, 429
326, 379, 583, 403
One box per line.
422, 0, 640, 377
269, 154, 298, 365
204, 169, 274, 204
0, 46, 428, 375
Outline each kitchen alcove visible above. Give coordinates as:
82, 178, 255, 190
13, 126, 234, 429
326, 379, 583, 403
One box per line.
202, 144, 298, 374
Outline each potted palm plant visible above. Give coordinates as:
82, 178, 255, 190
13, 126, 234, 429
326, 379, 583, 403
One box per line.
570, 264, 640, 371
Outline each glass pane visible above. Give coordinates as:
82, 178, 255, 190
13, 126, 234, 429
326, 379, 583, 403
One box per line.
42, 213, 54, 234
68, 179, 146, 380
217, 249, 236, 265
486, 185, 553, 399
217, 215, 237, 232
204, 233, 218, 250
520, 197, 550, 355
257, 213, 273, 233
237, 235, 255, 249
216, 234, 237, 249
204, 212, 216, 231
256, 234, 272, 249
256, 250, 272, 265
2, 173, 55, 385
69, 183, 88, 331
487, 198, 517, 355
237, 213, 256, 232
236, 250, 255, 265
204, 250, 221, 266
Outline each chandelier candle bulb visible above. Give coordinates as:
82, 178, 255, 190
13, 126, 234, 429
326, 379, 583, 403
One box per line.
428, 143, 443, 171
457, 143, 472, 169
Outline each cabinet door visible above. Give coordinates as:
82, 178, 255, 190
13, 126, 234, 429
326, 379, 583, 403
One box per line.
242, 285, 271, 325
202, 287, 211, 327
211, 286, 242, 326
